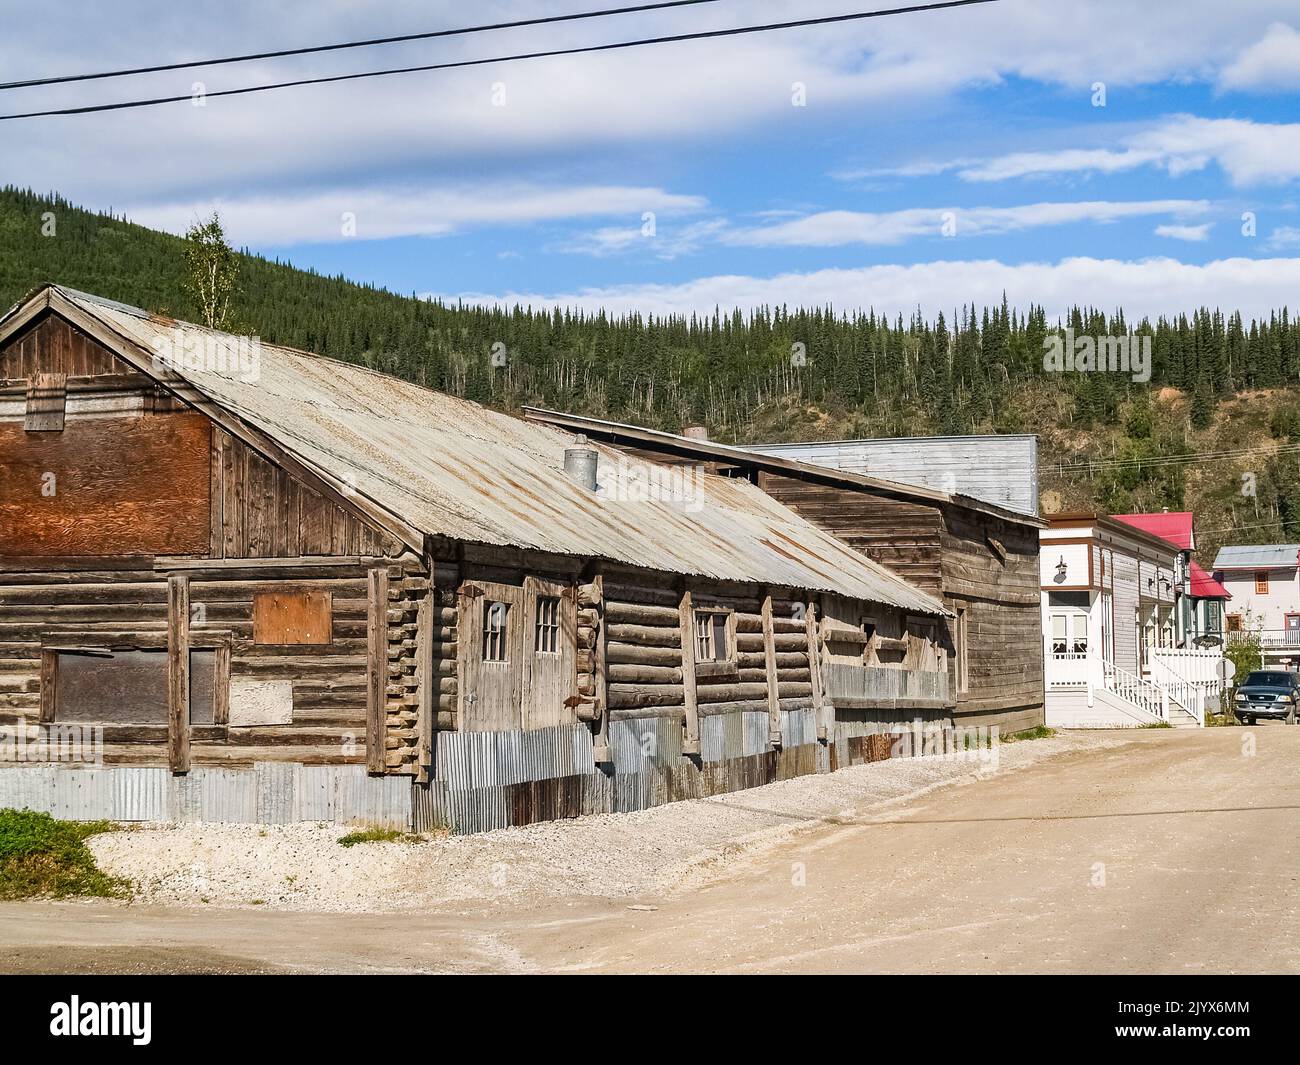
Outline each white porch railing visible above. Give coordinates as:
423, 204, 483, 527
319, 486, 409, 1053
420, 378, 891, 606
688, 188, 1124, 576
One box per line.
1148, 649, 1221, 726
1045, 651, 1098, 690
1046, 643, 1221, 726
1102, 660, 1168, 721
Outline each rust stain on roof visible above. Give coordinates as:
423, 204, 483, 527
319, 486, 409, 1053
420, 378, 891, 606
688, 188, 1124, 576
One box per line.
33, 285, 949, 616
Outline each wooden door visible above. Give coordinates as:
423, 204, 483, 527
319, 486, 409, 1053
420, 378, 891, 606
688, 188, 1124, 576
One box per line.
521, 577, 578, 730
458, 582, 526, 731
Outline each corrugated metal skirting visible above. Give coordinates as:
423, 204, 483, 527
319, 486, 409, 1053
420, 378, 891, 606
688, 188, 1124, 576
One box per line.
0, 764, 411, 828
3, 714, 963, 835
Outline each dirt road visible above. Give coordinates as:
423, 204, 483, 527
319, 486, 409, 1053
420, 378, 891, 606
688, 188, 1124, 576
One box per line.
2, 728, 1297, 974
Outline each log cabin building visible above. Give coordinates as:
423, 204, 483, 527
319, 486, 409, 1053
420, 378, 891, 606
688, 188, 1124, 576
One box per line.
0, 285, 973, 831
525, 409, 1047, 736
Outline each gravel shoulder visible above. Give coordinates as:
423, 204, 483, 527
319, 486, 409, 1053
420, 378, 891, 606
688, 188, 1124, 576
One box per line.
88, 730, 1130, 913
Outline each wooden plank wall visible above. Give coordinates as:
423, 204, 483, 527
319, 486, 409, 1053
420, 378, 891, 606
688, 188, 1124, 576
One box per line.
939, 507, 1045, 730
0, 314, 133, 379
210, 430, 388, 559
757, 472, 945, 596
759, 472, 1044, 732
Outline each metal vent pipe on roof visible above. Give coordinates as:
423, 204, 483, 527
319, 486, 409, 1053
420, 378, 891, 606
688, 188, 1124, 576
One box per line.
564, 435, 599, 491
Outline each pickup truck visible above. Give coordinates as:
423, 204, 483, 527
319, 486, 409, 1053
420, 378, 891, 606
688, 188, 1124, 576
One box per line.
1233, 670, 1300, 724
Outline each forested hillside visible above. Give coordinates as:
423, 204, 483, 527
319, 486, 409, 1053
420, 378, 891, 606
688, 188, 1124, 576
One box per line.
4, 185, 1299, 560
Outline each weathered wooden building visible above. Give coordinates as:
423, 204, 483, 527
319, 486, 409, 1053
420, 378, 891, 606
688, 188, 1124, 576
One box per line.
525, 410, 1047, 735
1, 285, 968, 831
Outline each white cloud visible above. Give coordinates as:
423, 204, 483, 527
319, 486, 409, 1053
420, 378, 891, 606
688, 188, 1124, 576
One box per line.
4, 1, 1299, 206
1219, 22, 1300, 91
558, 218, 728, 259
874, 116, 1300, 188
126, 184, 706, 245
1154, 223, 1212, 241
726, 200, 1209, 248
434, 256, 1300, 323
1266, 226, 1300, 249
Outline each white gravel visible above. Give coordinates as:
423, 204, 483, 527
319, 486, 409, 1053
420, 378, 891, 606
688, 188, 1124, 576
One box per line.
88, 731, 1129, 912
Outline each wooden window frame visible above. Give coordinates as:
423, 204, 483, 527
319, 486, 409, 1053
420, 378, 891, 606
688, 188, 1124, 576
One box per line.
533, 594, 562, 656
1256, 571, 1270, 595
1226, 612, 1243, 633
481, 599, 512, 663
39, 630, 232, 729
692, 605, 737, 678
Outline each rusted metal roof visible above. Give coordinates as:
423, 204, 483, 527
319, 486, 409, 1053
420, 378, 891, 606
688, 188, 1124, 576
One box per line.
24, 286, 948, 615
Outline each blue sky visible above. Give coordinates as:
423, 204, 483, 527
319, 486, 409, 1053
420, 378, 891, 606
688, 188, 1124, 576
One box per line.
6, 1, 1300, 319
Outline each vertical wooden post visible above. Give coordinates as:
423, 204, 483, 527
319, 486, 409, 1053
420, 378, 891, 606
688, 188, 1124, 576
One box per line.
213, 639, 231, 727
761, 592, 782, 748
39, 648, 57, 724
591, 572, 612, 764
414, 574, 435, 785
366, 566, 389, 775
805, 596, 827, 741
679, 588, 700, 756
168, 574, 191, 774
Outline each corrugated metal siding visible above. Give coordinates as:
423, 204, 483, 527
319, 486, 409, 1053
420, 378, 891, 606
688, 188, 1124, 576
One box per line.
751, 435, 1039, 517
0, 764, 411, 828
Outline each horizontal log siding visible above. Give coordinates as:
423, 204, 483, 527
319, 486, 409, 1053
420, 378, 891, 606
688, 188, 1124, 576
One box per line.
601, 572, 814, 725
0, 563, 382, 766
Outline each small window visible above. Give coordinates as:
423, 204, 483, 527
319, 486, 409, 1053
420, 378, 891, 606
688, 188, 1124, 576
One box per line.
482, 600, 510, 662
695, 610, 730, 663
534, 595, 560, 654
1226, 613, 1243, 633
1256, 571, 1269, 594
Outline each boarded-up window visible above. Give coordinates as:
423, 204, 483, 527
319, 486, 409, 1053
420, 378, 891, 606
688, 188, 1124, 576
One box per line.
252, 590, 332, 645
55, 649, 215, 724
0, 412, 211, 556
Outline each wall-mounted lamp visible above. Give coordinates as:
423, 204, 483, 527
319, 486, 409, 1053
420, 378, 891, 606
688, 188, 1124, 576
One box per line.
1055, 556, 1068, 582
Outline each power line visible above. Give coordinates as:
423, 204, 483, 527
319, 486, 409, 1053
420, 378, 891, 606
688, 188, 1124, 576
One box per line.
0, 0, 1002, 122
0, 0, 728, 91
1198, 517, 1300, 538
1049, 441, 1300, 476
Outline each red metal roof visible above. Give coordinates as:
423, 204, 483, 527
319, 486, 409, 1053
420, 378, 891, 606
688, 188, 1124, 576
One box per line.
1113, 511, 1194, 551
1189, 560, 1230, 599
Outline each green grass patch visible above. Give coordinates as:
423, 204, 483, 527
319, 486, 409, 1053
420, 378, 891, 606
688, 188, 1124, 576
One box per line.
1002, 725, 1057, 743
337, 827, 420, 847
1138, 721, 1174, 729
0, 808, 128, 900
